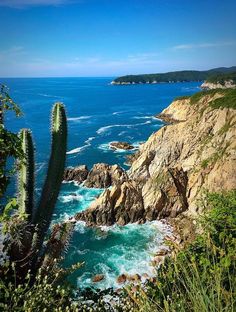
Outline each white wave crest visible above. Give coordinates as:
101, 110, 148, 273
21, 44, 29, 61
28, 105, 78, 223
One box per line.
96, 121, 151, 135
66, 145, 88, 154
67, 136, 95, 155
133, 115, 157, 120
68, 116, 92, 122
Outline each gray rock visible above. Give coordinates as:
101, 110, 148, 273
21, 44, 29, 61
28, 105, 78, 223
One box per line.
63, 165, 89, 184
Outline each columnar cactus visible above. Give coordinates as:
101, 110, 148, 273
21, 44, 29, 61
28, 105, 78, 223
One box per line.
18, 129, 34, 220
15, 102, 68, 271
33, 102, 67, 251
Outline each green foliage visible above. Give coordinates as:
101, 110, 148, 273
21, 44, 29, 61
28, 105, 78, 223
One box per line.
123, 191, 236, 312
0, 263, 82, 312
174, 95, 191, 101
186, 88, 236, 109
209, 89, 236, 110
113, 66, 236, 84
17, 129, 35, 220
0, 84, 23, 202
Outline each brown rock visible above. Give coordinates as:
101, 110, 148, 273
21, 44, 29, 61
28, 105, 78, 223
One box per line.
155, 249, 168, 256
110, 141, 134, 150
92, 274, 105, 283
128, 274, 141, 282
75, 181, 144, 226
63, 165, 89, 183
84, 163, 128, 188
117, 274, 127, 284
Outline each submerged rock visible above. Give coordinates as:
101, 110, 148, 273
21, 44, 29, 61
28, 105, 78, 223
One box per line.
109, 141, 134, 150
63, 165, 89, 183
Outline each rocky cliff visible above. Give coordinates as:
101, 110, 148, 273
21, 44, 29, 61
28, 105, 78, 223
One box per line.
75, 91, 236, 226
201, 80, 236, 89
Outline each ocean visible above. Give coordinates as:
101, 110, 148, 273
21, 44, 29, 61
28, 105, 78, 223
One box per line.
2, 77, 201, 290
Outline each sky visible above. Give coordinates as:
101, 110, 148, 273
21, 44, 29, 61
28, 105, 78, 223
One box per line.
0, 0, 236, 77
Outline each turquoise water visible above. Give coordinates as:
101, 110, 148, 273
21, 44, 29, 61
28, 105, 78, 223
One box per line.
3, 77, 201, 289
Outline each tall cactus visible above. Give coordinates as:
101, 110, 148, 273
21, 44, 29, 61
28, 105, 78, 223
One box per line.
33, 102, 67, 249
17, 129, 34, 220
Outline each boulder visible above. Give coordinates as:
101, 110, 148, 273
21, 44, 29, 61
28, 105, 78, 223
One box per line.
110, 141, 134, 150
117, 274, 127, 284
92, 274, 105, 283
63, 165, 89, 183
84, 163, 128, 188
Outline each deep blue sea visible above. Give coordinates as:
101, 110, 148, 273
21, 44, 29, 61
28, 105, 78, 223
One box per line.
2, 77, 201, 289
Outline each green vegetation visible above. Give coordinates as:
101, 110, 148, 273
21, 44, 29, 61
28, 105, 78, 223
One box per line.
0, 85, 80, 311
174, 95, 191, 101
184, 88, 236, 109
209, 89, 236, 110
206, 72, 236, 85
113, 66, 236, 84
122, 191, 236, 312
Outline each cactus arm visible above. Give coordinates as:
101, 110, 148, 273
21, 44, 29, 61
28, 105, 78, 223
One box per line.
41, 222, 74, 269
17, 129, 34, 220
33, 102, 67, 248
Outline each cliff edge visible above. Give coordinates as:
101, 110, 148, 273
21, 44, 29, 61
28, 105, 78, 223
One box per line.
76, 90, 236, 226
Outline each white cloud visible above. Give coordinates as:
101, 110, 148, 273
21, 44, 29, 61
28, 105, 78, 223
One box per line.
0, 0, 77, 8
0, 46, 26, 60
172, 41, 236, 50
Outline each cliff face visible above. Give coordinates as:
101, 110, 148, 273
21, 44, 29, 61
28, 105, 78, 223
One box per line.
201, 80, 236, 89
76, 93, 236, 226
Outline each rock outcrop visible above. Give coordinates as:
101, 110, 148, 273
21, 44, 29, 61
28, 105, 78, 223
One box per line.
109, 141, 134, 150
76, 91, 236, 225
84, 163, 128, 188
201, 80, 236, 90
63, 165, 89, 183
75, 181, 144, 225
63, 163, 128, 188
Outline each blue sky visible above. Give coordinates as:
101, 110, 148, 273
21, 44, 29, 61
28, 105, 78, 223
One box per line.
0, 0, 236, 77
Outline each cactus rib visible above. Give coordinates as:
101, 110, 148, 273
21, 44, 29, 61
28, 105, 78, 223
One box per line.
18, 129, 34, 219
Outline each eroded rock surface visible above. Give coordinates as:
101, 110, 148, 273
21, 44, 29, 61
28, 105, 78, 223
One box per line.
63, 165, 89, 183
63, 163, 128, 188
75, 181, 144, 226
84, 163, 128, 188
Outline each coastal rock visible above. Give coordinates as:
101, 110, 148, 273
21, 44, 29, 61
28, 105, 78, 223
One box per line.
63, 165, 89, 183
92, 274, 105, 283
117, 274, 127, 284
74, 91, 236, 226
130, 93, 236, 217
201, 80, 236, 90
84, 163, 128, 188
75, 181, 144, 226
109, 141, 134, 150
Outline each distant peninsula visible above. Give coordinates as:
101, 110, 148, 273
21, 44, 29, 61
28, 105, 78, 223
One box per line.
111, 66, 236, 85
201, 71, 236, 89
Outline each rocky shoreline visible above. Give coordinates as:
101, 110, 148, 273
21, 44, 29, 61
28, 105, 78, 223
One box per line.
62, 91, 235, 292
65, 91, 235, 230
